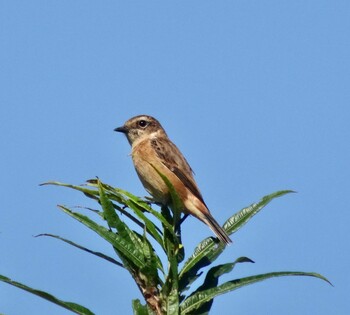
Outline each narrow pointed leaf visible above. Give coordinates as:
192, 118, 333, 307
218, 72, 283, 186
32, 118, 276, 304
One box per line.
224, 190, 295, 234
111, 203, 147, 231
35, 233, 123, 267
166, 286, 180, 315
98, 180, 144, 256
162, 232, 180, 315
150, 165, 185, 265
121, 191, 174, 234
98, 180, 121, 230
63, 179, 169, 249
140, 230, 163, 285
179, 238, 225, 293
41, 181, 99, 198
148, 168, 183, 314
58, 205, 146, 270
99, 184, 158, 277
92, 181, 168, 248
151, 164, 183, 224
0, 275, 94, 315
185, 257, 254, 314
43, 180, 146, 230
181, 271, 331, 314
180, 190, 294, 293
121, 197, 165, 249
196, 257, 255, 292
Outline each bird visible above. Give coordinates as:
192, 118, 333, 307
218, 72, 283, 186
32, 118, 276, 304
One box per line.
114, 115, 232, 244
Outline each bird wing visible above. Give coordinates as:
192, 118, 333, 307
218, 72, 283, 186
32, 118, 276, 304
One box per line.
150, 137, 206, 205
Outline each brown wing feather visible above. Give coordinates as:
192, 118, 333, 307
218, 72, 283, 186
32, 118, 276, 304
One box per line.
150, 138, 206, 205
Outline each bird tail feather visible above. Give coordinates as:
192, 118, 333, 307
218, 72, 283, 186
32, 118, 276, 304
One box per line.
202, 213, 232, 245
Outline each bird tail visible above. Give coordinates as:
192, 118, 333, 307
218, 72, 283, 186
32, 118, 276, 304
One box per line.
202, 213, 232, 245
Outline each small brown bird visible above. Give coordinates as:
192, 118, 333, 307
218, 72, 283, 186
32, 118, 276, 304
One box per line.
114, 115, 232, 244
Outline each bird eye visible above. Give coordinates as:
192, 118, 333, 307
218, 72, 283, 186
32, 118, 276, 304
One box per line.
138, 120, 148, 128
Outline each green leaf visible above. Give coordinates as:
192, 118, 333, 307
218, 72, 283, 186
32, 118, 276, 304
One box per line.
162, 230, 180, 315
140, 230, 164, 285
40, 181, 331, 315
44, 179, 171, 250
132, 299, 149, 315
35, 233, 123, 267
150, 164, 183, 225
120, 197, 165, 249
180, 190, 294, 294
224, 190, 295, 235
98, 181, 144, 252
98, 179, 121, 229
179, 238, 225, 294
185, 257, 254, 314
43, 180, 146, 231
41, 181, 99, 198
196, 257, 255, 291
88, 181, 160, 227
147, 167, 183, 314
149, 165, 185, 265
166, 286, 180, 315
181, 271, 331, 314
98, 181, 165, 281
58, 205, 146, 270
95, 181, 170, 249
0, 274, 94, 315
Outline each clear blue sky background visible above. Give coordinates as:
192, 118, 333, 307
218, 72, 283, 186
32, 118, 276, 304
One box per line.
1, 1, 349, 314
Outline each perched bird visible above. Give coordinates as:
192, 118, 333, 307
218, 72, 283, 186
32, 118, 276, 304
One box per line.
114, 115, 232, 244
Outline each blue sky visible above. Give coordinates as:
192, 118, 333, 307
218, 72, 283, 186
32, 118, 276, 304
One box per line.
1, 1, 349, 314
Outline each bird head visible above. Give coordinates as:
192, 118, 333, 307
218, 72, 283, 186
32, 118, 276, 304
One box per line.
114, 115, 167, 146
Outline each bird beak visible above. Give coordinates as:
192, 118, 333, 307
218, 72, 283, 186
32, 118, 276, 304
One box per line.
114, 126, 128, 133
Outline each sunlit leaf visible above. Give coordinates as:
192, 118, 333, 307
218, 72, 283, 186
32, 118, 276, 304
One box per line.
98, 180, 144, 253
58, 205, 146, 270
181, 271, 331, 314
224, 190, 295, 234
179, 238, 225, 294
97, 182, 168, 249
184, 257, 254, 314
41, 181, 99, 198
36, 181, 329, 315
140, 231, 164, 285
180, 190, 295, 294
